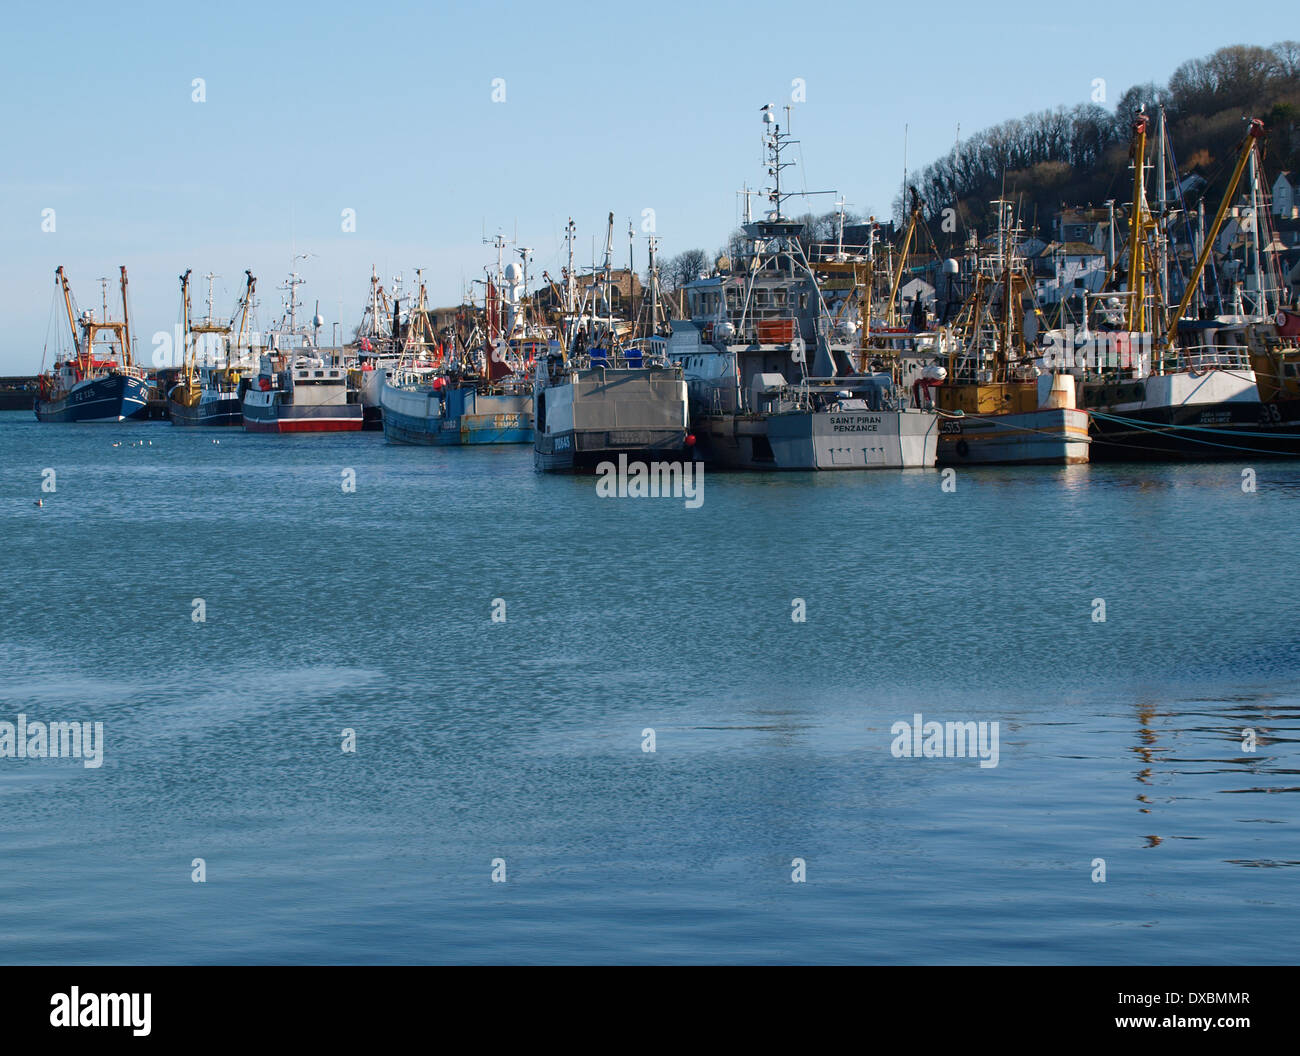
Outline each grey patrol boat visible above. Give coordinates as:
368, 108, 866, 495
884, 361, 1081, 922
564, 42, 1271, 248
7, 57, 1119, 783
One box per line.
533, 215, 690, 471
665, 106, 938, 470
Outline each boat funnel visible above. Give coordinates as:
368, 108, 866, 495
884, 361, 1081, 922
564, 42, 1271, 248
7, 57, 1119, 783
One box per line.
1038, 371, 1076, 410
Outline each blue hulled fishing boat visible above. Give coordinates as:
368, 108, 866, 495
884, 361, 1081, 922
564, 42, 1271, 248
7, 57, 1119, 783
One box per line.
35, 267, 150, 423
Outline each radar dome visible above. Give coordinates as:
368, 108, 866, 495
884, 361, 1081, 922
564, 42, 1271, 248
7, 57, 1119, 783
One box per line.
942, 258, 959, 275
504, 262, 522, 283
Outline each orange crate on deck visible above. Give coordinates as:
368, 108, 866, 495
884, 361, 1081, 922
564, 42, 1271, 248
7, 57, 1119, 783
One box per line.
757, 319, 795, 343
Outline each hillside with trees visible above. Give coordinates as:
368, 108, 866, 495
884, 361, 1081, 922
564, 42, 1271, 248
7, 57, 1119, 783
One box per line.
658, 40, 1300, 286
906, 41, 1300, 244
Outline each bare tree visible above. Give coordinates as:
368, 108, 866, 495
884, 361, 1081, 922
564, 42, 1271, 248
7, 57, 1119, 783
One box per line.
661, 249, 710, 291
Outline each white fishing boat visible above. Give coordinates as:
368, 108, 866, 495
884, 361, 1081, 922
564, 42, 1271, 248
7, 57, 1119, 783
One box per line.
242, 271, 362, 433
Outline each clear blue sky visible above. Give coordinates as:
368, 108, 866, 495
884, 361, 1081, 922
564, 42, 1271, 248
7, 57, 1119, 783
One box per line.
0, 0, 1288, 373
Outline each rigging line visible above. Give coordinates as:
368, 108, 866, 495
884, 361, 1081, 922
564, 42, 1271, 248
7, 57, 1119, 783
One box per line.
1086, 425, 1300, 457
41, 283, 59, 370
1088, 409, 1300, 450
1086, 408, 1300, 437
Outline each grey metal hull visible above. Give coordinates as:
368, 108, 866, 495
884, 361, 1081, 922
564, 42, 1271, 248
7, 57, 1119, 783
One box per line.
533, 365, 689, 472
697, 408, 938, 469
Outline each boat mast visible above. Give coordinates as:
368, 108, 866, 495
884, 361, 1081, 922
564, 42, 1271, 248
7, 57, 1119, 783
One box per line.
119, 266, 133, 366
179, 268, 193, 378
1125, 113, 1151, 339
1001, 201, 1015, 372
627, 220, 636, 331
1249, 145, 1266, 317
889, 189, 922, 327
648, 234, 660, 335
565, 219, 576, 316
56, 267, 81, 359
1163, 120, 1265, 349
1156, 107, 1169, 324
236, 271, 256, 358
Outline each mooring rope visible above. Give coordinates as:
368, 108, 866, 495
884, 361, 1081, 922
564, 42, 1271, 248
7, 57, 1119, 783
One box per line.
1087, 409, 1300, 456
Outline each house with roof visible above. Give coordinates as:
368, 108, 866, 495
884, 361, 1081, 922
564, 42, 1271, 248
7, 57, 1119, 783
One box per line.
1030, 241, 1107, 304
1272, 172, 1298, 219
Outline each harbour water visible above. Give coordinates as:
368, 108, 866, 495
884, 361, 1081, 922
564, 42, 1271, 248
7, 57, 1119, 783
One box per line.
1, 409, 1297, 964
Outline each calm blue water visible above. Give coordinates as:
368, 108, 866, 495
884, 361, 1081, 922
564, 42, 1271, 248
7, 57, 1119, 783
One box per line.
0, 409, 1297, 964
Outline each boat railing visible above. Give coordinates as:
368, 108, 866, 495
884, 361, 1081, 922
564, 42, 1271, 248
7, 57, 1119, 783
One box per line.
787, 375, 902, 412
1161, 343, 1253, 374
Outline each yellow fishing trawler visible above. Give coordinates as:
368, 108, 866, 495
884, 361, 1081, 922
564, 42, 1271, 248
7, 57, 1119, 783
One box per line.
844, 194, 1089, 465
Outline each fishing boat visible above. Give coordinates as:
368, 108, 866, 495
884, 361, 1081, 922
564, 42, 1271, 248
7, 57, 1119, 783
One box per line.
1074, 112, 1300, 459
1246, 310, 1300, 431
533, 216, 689, 471
665, 108, 936, 470
380, 365, 533, 445
381, 239, 533, 446
35, 267, 150, 423
351, 267, 430, 430
168, 270, 257, 427
242, 272, 363, 433
901, 199, 1090, 465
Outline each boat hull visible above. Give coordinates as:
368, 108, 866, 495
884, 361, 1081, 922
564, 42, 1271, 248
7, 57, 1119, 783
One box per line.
1082, 369, 1300, 460
533, 428, 690, 471
34, 374, 150, 423
381, 382, 533, 446
358, 367, 387, 431
168, 395, 243, 427
241, 396, 363, 433
533, 365, 688, 471
694, 408, 938, 470
937, 407, 1091, 465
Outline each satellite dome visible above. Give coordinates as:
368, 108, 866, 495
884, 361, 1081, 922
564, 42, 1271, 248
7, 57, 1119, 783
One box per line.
312, 314, 325, 328
504, 262, 522, 282
943, 258, 959, 275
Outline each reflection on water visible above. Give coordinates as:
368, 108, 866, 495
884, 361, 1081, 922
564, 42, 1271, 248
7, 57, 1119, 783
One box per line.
0, 413, 1298, 963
